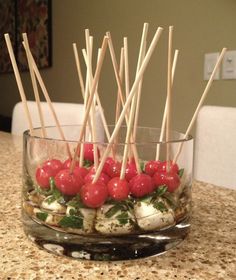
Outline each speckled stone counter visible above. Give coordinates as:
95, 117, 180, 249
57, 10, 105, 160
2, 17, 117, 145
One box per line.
0, 131, 235, 280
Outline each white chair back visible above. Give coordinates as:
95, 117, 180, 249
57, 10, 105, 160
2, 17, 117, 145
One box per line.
194, 105, 236, 189
11, 101, 104, 141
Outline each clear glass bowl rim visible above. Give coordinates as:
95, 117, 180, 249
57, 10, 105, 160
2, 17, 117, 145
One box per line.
23, 125, 193, 145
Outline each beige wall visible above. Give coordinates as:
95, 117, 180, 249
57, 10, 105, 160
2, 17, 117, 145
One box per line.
1, 0, 236, 135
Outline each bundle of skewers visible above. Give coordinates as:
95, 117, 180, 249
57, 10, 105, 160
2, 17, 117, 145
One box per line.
5, 23, 226, 234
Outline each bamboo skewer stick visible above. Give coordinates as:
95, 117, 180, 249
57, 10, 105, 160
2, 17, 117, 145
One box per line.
82, 47, 114, 155
155, 49, 179, 160
22, 33, 46, 138
85, 31, 99, 170
73, 43, 85, 99
133, 22, 149, 141
22, 41, 72, 158
115, 47, 125, 125
113, 47, 125, 160
4, 34, 34, 136
173, 47, 227, 164
92, 27, 163, 183
70, 36, 109, 173
106, 31, 140, 171
124, 37, 130, 102
165, 26, 174, 171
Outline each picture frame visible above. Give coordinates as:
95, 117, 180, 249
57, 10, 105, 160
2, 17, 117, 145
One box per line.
0, 0, 52, 74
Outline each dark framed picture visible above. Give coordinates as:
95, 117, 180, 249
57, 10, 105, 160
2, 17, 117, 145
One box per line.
0, 0, 52, 73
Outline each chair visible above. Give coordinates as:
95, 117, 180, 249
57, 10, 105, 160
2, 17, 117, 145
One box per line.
11, 101, 104, 141
194, 105, 236, 189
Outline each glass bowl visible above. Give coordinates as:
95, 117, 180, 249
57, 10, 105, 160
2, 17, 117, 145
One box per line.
22, 125, 193, 261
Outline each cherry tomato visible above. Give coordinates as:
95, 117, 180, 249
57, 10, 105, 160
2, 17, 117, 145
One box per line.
42, 159, 63, 176
73, 166, 89, 179
125, 162, 138, 181
144, 160, 161, 176
63, 158, 79, 169
106, 161, 121, 178
35, 165, 54, 188
80, 182, 108, 208
54, 169, 84, 195
102, 157, 115, 175
153, 171, 180, 192
107, 177, 130, 201
159, 160, 179, 173
84, 166, 110, 185
129, 173, 154, 198
80, 143, 100, 163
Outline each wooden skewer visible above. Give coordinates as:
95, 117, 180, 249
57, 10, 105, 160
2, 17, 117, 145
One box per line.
124, 37, 130, 102
155, 49, 179, 160
165, 26, 174, 171
92, 27, 163, 183
22, 41, 72, 158
114, 47, 125, 159
82, 47, 113, 149
173, 47, 227, 164
4, 33, 34, 136
133, 23, 149, 141
70, 35, 109, 173
115, 47, 125, 125
73, 43, 85, 99
86, 31, 99, 170
22, 33, 46, 138
106, 31, 140, 170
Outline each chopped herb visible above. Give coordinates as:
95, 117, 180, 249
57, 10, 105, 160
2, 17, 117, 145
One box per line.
153, 201, 167, 212
68, 207, 84, 217
105, 199, 134, 218
105, 204, 123, 218
83, 159, 92, 168
163, 193, 177, 209
36, 212, 48, 221
59, 215, 83, 229
178, 168, 184, 178
155, 185, 168, 196
67, 195, 87, 208
140, 161, 145, 172
116, 212, 129, 225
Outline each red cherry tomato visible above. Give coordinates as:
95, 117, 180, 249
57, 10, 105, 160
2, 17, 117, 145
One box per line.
106, 161, 121, 178
42, 159, 63, 176
129, 173, 154, 198
84, 167, 110, 185
153, 171, 167, 187
35, 166, 54, 188
164, 172, 180, 192
80, 143, 100, 163
153, 171, 180, 192
63, 158, 79, 169
102, 157, 116, 175
80, 182, 108, 208
54, 169, 84, 195
125, 162, 138, 181
107, 177, 130, 201
159, 160, 179, 173
144, 160, 161, 176
73, 166, 89, 179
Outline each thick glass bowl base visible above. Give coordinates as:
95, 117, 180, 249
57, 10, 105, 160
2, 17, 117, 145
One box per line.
22, 211, 190, 261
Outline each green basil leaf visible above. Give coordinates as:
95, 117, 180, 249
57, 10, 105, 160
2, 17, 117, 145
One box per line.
116, 212, 129, 225
105, 204, 123, 218
153, 201, 167, 212
155, 185, 168, 196
59, 215, 83, 228
178, 168, 184, 178
36, 212, 48, 221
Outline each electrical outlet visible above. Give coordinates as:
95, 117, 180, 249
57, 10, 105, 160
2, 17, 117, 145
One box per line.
204, 53, 220, 80
222, 50, 236, 79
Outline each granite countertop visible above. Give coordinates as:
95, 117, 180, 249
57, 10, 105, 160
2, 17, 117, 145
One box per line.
0, 131, 235, 280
